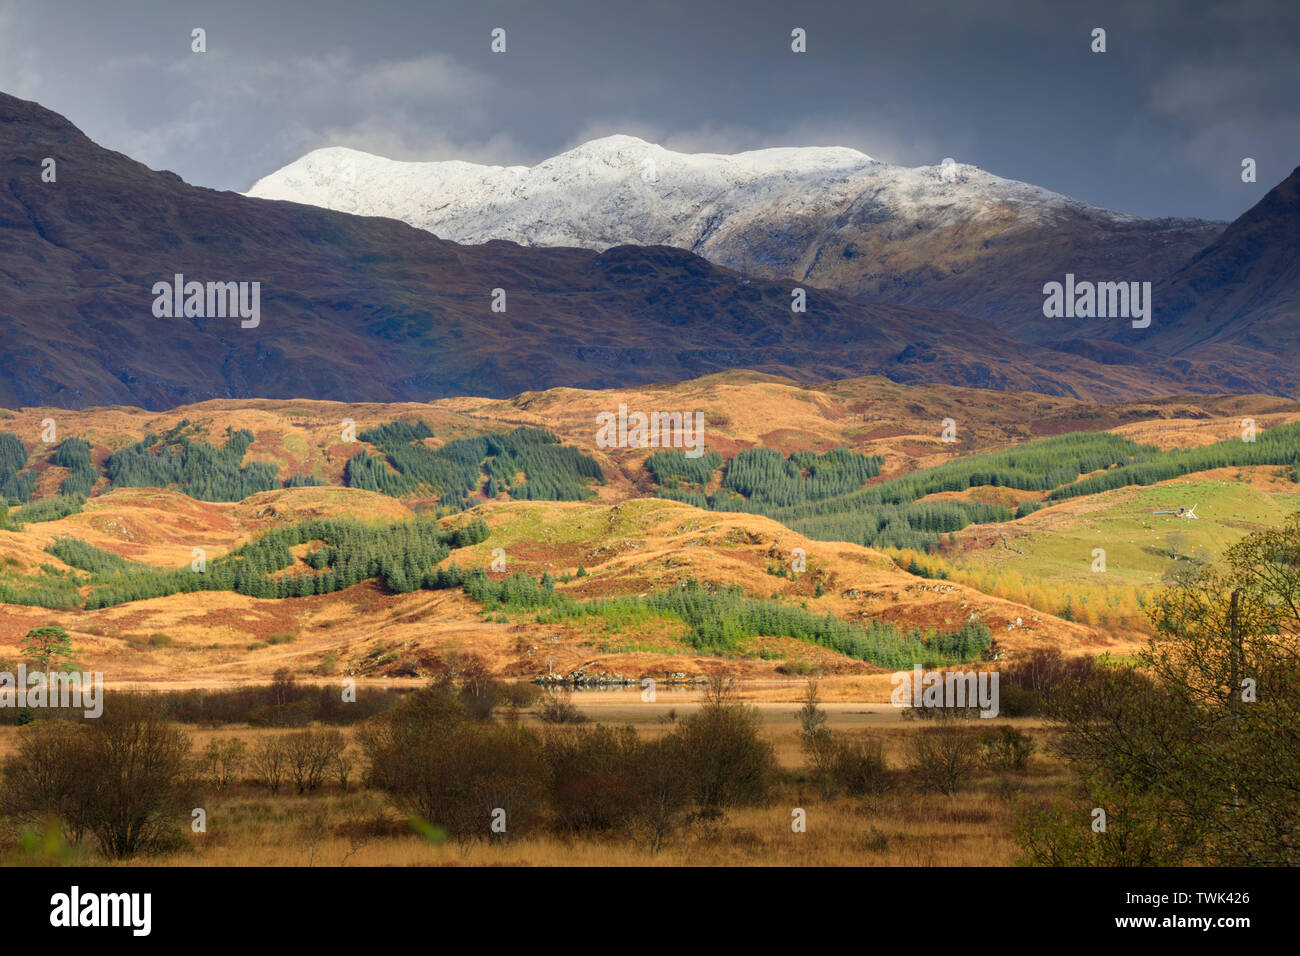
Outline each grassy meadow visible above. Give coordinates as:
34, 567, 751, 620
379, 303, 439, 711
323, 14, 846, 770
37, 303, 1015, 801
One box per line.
0, 700, 1061, 867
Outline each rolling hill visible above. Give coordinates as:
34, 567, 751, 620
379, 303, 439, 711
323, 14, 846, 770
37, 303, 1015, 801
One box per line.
0, 492, 1108, 685
2, 375, 1298, 684
3, 372, 1299, 506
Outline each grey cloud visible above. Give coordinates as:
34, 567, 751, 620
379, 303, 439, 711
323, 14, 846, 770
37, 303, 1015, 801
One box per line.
0, 0, 1293, 219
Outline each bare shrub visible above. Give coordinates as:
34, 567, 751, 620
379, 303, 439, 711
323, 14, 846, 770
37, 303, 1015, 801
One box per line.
334, 747, 354, 792
536, 689, 587, 724
249, 734, 290, 794
796, 680, 888, 798
1, 695, 194, 858
200, 737, 247, 791
500, 681, 542, 711
906, 715, 979, 795
627, 735, 691, 854
0, 719, 91, 844
796, 679, 837, 791
445, 653, 502, 721
286, 728, 346, 794
541, 723, 640, 833
829, 735, 892, 797
998, 647, 1098, 716
360, 684, 548, 846
157, 679, 400, 726
674, 678, 775, 814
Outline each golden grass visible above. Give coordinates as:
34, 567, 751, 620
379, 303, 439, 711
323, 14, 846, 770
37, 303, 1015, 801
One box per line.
0, 705, 1067, 867
6, 381, 1295, 687
1, 494, 1113, 687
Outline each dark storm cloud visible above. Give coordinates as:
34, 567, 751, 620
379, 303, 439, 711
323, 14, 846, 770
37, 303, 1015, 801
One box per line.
0, 0, 1295, 219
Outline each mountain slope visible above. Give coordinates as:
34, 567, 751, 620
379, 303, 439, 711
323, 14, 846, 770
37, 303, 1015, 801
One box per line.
248, 135, 1222, 338
7, 375, 1296, 506
0, 92, 1250, 408
1137, 166, 1300, 383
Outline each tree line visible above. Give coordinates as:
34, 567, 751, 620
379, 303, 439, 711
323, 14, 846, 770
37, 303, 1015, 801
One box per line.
722, 447, 884, 507
346, 420, 604, 506
54, 437, 97, 498
85, 516, 489, 608
1047, 422, 1300, 500
0, 516, 490, 610
649, 446, 883, 509
6, 495, 86, 527
0, 431, 35, 503
789, 500, 1013, 551
106, 421, 279, 502
440, 568, 991, 670
645, 450, 724, 487
650, 426, 1300, 552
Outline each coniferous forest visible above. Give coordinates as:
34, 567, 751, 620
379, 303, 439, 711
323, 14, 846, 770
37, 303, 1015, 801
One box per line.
448, 568, 991, 669
3, 414, 1298, 649
106, 420, 279, 501
2, 419, 607, 521
54, 437, 98, 497
345, 421, 604, 506
1046, 423, 1300, 499
0, 431, 35, 503
37, 516, 491, 609
1, 515, 992, 670
648, 427, 1300, 551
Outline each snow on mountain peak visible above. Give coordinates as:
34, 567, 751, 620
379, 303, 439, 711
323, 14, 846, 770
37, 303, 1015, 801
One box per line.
245, 135, 1126, 252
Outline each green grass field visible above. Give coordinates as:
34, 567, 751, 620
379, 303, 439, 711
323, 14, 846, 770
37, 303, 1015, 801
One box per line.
953, 471, 1300, 589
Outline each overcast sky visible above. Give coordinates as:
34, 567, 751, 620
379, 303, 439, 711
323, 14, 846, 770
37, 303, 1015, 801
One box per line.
1, 0, 1295, 220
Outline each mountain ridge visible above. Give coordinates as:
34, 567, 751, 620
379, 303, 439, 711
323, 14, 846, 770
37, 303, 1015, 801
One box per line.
247, 134, 1225, 336
2, 91, 1265, 410
2, 92, 1300, 411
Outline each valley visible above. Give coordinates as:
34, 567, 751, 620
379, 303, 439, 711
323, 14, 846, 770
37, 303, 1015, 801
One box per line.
0, 24, 1295, 874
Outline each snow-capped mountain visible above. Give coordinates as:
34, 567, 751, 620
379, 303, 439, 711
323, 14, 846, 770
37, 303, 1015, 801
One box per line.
247, 135, 1101, 249
10, 91, 1220, 409
247, 136, 1221, 335
2, 90, 1290, 410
